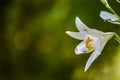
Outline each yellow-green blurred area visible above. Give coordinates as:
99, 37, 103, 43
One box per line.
0, 0, 120, 80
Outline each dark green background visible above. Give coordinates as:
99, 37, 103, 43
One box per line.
0, 0, 120, 80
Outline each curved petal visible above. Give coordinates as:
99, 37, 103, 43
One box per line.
87, 29, 105, 36
87, 29, 114, 39
75, 41, 87, 55
99, 32, 114, 52
75, 41, 94, 55
100, 11, 118, 21
84, 39, 104, 72
66, 31, 87, 40
84, 49, 100, 72
84, 33, 114, 72
75, 17, 89, 31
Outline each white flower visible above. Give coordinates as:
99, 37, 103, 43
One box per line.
100, 11, 120, 25
66, 17, 114, 72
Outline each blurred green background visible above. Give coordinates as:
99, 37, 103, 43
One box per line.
0, 0, 120, 80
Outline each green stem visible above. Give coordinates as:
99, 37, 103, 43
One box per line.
108, 7, 119, 18
101, 0, 120, 18
116, 0, 120, 3
114, 33, 120, 43
106, 3, 120, 18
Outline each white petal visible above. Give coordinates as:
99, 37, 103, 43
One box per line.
65, 31, 87, 40
100, 11, 118, 21
88, 29, 114, 39
84, 39, 104, 72
99, 32, 114, 52
84, 49, 100, 72
84, 33, 114, 72
75, 41, 87, 55
75, 17, 89, 31
87, 29, 105, 37
75, 41, 94, 55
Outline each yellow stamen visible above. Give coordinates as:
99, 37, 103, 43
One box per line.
86, 37, 94, 51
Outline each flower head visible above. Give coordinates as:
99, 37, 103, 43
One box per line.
100, 11, 120, 25
66, 17, 114, 72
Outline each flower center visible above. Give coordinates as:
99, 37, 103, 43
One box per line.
86, 37, 94, 51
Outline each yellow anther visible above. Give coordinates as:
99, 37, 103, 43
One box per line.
86, 37, 94, 51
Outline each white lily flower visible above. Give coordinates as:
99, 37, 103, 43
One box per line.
66, 17, 115, 72
100, 11, 120, 25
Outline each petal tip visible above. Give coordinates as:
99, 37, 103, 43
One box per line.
84, 65, 89, 72
84, 68, 87, 72
74, 48, 83, 55
75, 52, 80, 55
99, 11, 106, 20
76, 16, 79, 19
75, 16, 80, 22
65, 31, 70, 34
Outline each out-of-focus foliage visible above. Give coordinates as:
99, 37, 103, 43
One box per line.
0, 0, 120, 80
